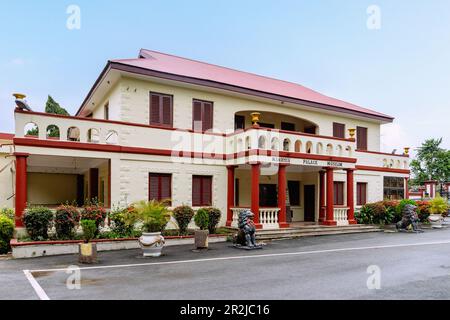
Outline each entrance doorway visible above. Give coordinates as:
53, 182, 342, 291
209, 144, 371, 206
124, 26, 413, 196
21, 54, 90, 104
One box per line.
304, 185, 315, 222
259, 184, 277, 207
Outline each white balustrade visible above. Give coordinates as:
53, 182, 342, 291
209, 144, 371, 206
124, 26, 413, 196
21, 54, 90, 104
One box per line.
333, 207, 349, 226
259, 208, 280, 229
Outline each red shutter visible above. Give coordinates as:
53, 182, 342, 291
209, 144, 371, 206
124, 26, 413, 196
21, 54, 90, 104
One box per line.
192, 176, 202, 206
162, 96, 172, 126
334, 182, 344, 205
357, 183, 367, 205
357, 127, 368, 150
202, 177, 212, 206
193, 101, 202, 131
149, 174, 159, 201
150, 94, 160, 125
203, 102, 213, 131
333, 123, 345, 139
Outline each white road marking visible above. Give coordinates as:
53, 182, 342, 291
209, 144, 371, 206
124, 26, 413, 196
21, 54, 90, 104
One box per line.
23, 270, 50, 300
27, 239, 450, 273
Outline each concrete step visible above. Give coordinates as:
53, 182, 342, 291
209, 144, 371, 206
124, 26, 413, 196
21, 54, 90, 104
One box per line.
256, 225, 382, 241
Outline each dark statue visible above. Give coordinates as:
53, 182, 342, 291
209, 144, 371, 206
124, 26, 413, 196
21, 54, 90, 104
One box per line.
396, 204, 423, 233
234, 210, 262, 250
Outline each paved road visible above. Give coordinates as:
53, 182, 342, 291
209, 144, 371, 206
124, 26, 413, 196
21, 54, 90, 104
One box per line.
1, 227, 450, 300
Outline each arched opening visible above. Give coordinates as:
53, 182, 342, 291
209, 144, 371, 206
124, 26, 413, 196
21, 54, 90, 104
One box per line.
258, 136, 266, 149
346, 146, 353, 157
234, 110, 319, 134
67, 127, 80, 142
106, 130, 118, 145
46, 125, 60, 139
245, 136, 251, 150
237, 139, 243, 152
326, 144, 333, 155
283, 138, 291, 151
336, 145, 343, 157
316, 143, 323, 155
271, 137, 279, 151
295, 140, 302, 153
87, 128, 100, 143
24, 122, 38, 138
383, 159, 388, 167
306, 141, 313, 154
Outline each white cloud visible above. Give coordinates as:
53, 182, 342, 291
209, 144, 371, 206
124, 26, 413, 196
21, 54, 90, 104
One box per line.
10, 58, 26, 66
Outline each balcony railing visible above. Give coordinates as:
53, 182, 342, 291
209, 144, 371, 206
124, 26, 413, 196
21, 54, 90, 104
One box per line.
231, 207, 280, 230
14, 110, 409, 170
333, 207, 349, 226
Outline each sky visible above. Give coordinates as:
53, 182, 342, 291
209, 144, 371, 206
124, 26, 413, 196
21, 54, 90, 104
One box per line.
1, 0, 449, 155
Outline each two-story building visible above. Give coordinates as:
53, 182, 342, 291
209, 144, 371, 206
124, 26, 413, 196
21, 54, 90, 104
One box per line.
8, 49, 411, 231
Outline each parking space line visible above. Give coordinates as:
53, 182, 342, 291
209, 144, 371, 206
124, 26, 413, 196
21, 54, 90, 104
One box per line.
26, 239, 450, 274
23, 270, 50, 300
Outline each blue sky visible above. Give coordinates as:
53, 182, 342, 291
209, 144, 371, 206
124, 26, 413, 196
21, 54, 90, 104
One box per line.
1, 0, 449, 152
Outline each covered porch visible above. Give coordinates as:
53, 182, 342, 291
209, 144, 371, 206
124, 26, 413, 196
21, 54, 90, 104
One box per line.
226, 162, 357, 230
14, 153, 111, 227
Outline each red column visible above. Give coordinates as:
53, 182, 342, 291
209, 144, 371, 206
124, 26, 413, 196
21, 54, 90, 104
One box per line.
404, 177, 410, 199
251, 163, 262, 229
319, 171, 326, 222
226, 166, 237, 227
278, 164, 289, 228
346, 169, 357, 225
322, 167, 337, 226
14, 153, 29, 228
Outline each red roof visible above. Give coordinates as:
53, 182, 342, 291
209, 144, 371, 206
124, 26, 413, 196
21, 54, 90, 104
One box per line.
107, 49, 393, 121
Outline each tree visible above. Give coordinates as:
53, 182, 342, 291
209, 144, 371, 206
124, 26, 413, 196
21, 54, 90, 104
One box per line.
44, 95, 70, 137
26, 96, 70, 136
410, 138, 450, 190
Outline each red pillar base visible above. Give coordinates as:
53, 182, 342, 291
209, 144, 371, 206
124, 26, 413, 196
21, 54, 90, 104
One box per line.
255, 223, 263, 230
348, 219, 358, 225
226, 220, 232, 227
321, 220, 337, 226
279, 223, 290, 228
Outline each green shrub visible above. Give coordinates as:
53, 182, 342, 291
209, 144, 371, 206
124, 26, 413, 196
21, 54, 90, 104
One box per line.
54, 205, 80, 239
173, 205, 195, 235
0, 215, 14, 254
205, 207, 221, 234
356, 202, 395, 225
0, 208, 15, 221
22, 207, 54, 240
194, 209, 209, 230
80, 219, 97, 243
80, 202, 107, 234
109, 206, 135, 237
415, 200, 431, 222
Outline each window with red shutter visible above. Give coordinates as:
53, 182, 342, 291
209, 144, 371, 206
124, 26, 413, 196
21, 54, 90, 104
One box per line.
192, 175, 213, 206
357, 182, 367, 205
149, 173, 172, 204
192, 99, 213, 132
357, 126, 368, 150
333, 122, 345, 139
333, 182, 344, 205
150, 92, 173, 127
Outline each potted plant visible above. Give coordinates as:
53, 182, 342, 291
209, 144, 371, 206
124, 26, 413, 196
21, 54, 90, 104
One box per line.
80, 200, 107, 235
133, 200, 171, 257
79, 219, 98, 264
194, 208, 209, 250
428, 196, 448, 229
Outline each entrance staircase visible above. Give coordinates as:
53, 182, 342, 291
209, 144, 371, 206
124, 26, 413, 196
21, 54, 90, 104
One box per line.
255, 224, 382, 241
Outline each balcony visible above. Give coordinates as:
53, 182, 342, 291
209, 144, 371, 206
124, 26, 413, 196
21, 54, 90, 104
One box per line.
14, 110, 409, 170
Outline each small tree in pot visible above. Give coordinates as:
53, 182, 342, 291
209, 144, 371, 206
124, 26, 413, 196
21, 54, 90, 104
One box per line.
428, 196, 448, 228
194, 209, 209, 250
133, 200, 171, 257
79, 219, 97, 264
